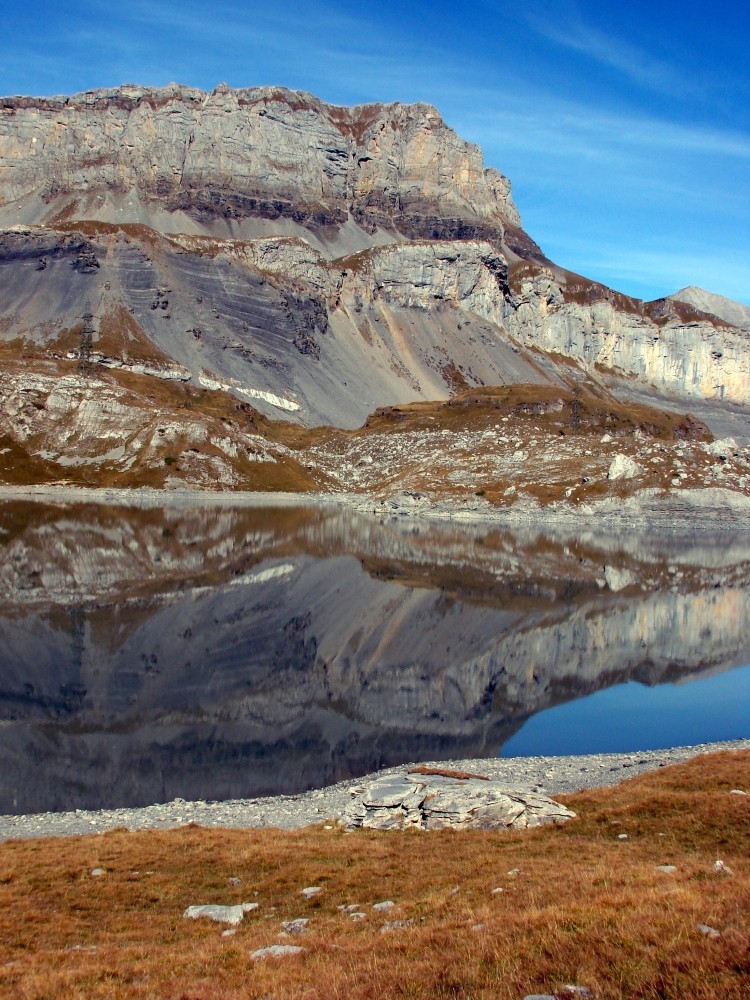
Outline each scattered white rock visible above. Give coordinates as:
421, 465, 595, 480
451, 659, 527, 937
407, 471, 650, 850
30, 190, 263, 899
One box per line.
712, 860, 733, 875
655, 865, 677, 873
184, 904, 245, 925
729, 789, 747, 795
698, 924, 721, 939
605, 566, 636, 592
250, 944, 306, 960
372, 900, 395, 912
301, 885, 322, 899
608, 454, 643, 481
380, 919, 412, 933
281, 918, 309, 934
525, 989, 592, 1000
706, 438, 737, 459
90, 868, 106, 877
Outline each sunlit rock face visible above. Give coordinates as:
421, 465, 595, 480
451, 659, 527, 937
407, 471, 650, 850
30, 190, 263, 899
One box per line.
670, 286, 750, 332
0, 504, 748, 813
1, 223, 748, 437
0, 85, 524, 254
505, 270, 750, 407
0, 82, 748, 464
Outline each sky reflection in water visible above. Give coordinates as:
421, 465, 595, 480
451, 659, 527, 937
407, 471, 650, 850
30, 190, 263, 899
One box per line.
503, 663, 750, 757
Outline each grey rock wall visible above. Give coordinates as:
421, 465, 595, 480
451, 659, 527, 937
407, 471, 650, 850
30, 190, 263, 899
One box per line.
0, 84, 526, 255
0, 84, 748, 427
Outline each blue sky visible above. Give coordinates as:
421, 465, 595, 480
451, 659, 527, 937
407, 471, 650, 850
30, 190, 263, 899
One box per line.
3, 0, 749, 304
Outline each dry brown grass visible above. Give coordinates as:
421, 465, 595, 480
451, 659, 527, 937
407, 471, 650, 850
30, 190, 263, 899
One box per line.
0, 752, 747, 999
0, 355, 327, 493
359, 386, 711, 443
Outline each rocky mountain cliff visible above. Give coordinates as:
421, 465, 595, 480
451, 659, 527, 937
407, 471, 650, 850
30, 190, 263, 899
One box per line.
0, 83, 535, 258
0, 83, 748, 484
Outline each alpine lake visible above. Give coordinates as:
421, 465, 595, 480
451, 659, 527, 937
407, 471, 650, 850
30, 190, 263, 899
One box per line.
0, 498, 748, 814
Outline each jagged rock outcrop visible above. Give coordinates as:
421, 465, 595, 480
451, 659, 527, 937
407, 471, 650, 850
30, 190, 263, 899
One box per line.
342, 770, 576, 830
0, 367, 317, 490
341, 239, 508, 319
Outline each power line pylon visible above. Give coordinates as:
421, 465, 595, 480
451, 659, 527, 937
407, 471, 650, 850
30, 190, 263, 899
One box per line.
78, 300, 96, 377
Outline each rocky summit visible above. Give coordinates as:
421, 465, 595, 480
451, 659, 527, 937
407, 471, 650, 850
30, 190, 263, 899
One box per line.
0, 83, 748, 501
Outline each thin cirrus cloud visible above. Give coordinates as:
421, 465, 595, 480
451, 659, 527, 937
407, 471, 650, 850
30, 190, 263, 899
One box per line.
460, 102, 750, 164
527, 18, 686, 94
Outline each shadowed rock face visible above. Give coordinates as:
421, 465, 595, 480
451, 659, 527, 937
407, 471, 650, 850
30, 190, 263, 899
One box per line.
1, 223, 748, 438
0, 502, 748, 813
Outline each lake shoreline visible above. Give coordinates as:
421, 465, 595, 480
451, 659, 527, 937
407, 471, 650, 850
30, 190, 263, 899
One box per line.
1, 739, 748, 842
3, 482, 750, 533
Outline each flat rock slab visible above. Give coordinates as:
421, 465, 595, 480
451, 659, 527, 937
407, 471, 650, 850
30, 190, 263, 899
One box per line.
342, 770, 575, 831
250, 944, 307, 960
184, 904, 245, 925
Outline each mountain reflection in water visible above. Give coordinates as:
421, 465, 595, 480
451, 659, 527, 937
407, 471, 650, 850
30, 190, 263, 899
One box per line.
0, 500, 749, 814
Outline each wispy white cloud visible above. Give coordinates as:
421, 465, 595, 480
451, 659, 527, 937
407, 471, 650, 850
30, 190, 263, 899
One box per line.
554, 240, 750, 305
456, 95, 750, 166
534, 23, 679, 93
520, 3, 695, 97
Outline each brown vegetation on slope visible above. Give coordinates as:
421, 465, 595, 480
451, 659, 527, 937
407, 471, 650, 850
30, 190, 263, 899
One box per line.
0, 751, 747, 999
0, 355, 325, 492
362, 385, 711, 442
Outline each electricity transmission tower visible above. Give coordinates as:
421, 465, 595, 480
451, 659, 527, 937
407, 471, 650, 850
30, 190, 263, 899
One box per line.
78, 300, 96, 376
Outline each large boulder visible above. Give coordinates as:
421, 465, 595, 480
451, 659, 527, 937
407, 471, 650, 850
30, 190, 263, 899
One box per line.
342, 768, 575, 831
607, 454, 643, 481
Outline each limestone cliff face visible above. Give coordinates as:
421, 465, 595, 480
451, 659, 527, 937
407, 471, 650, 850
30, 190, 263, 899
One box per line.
0, 83, 748, 429
0, 84, 529, 255
505, 268, 750, 406
335, 244, 750, 409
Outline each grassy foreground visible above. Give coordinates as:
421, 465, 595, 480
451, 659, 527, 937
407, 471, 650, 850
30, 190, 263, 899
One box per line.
0, 752, 747, 999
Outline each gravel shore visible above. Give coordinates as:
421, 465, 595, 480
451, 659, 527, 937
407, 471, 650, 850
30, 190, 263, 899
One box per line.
3, 484, 750, 534
2, 740, 748, 842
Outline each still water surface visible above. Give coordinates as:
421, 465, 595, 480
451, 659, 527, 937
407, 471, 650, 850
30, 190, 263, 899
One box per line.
0, 500, 748, 813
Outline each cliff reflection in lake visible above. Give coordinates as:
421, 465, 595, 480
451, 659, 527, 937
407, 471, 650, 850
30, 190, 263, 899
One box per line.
0, 500, 749, 813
